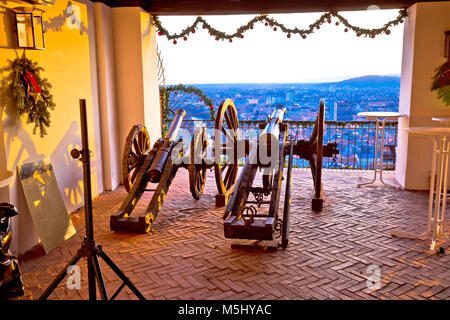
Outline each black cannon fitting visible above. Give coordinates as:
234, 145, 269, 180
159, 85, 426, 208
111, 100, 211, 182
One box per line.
148, 109, 186, 182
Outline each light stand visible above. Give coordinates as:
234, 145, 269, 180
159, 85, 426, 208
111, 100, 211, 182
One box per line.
39, 99, 145, 300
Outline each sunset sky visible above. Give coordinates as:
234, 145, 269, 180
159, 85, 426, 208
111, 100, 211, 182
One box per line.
157, 9, 405, 84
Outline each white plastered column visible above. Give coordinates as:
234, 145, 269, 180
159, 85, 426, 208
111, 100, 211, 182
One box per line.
395, 2, 450, 190
94, 5, 161, 188
112, 7, 161, 175
94, 3, 120, 191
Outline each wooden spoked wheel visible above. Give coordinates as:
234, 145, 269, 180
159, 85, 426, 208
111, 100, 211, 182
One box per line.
214, 99, 240, 195
314, 100, 325, 204
308, 100, 325, 194
188, 127, 208, 200
282, 142, 294, 249
122, 125, 151, 193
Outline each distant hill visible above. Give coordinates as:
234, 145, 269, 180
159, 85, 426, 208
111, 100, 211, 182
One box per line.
333, 75, 400, 88
187, 75, 401, 88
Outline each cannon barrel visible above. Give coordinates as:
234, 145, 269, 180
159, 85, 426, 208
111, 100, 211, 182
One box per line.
148, 109, 186, 182
258, 105, 286, 150
166, 109, 186, 142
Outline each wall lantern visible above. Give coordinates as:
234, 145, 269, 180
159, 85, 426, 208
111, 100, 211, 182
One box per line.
445, 30, 450, 59
13, 7, 45, 50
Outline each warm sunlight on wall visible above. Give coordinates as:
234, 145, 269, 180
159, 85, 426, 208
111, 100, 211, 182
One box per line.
0, 0, 104, 254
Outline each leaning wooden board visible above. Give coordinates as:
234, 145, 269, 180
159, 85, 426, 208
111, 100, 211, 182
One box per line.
18, 158, 76, 253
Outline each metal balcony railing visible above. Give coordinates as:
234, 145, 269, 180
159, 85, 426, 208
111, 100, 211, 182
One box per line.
179, 120, 398, 170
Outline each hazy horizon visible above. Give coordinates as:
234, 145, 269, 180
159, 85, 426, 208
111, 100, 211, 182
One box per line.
166, 74, 401, 86
157, 9, 404, 84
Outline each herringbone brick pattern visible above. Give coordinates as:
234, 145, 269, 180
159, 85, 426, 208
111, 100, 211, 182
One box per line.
15, 170, 450, 300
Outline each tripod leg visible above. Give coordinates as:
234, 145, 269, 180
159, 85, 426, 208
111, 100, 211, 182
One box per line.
39, 252, 81, 300
98, 248, 146, 300
91, 255, 108, 300
87, 253, 96, 300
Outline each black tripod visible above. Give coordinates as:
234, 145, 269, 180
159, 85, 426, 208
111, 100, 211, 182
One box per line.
39, 99, 145, 300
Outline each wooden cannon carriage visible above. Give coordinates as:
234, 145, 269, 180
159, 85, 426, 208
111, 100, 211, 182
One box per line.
223, 100, 338, 248
110, 99, 243, 233
111, 99, 338, 237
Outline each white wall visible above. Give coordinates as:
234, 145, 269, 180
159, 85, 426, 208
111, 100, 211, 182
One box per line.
0, 2, 161, 256
0, 0, 104, 255
396, 1, 450, 190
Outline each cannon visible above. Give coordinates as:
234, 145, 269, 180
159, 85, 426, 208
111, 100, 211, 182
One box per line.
223, 100, 338, 248
110, 99, 244, 233
111, 98, 338, 236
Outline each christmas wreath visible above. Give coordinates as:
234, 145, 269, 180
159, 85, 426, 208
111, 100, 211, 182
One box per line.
7, 54, 55, 137
431, 59, 450, 106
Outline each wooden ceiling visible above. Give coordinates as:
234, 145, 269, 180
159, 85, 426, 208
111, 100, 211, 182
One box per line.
93, 0, 440, 15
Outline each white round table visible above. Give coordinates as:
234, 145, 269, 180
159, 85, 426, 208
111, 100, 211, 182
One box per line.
432, 116, 450, 125
356, 112, 405, 188
391, 127, 450, 253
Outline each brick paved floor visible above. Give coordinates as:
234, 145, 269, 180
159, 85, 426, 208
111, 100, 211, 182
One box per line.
15, 170, 450, 300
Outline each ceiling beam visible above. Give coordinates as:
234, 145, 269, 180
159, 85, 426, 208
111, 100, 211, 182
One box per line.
93, 0, 443, 15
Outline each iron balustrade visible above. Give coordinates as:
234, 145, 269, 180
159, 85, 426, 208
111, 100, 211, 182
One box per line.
178, 120, 398, 170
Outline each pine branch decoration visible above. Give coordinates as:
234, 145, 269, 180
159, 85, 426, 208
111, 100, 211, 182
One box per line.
154, 9, 407, 43
431, 60, 450, 106
159, 86, 170, 136
159, 84, 215, 137
7, 56, 55, 137
437, 86, 450, 106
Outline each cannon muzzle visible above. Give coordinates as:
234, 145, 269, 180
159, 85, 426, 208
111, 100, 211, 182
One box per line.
148, 109, 186, 182
258, 105, 286, 150
165, 109, 186, 142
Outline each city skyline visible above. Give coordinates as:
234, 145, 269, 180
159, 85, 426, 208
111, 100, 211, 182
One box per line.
175, 80, 400, 170
193, 77, 400, 122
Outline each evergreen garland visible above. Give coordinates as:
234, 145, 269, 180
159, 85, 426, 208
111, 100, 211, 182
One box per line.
7, 56, 55, 137
431, 60, 450, 106
154, 9, 407, 43
436, 87, 450, 106
159, 86, 170, 136
160, 84, 215, 136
